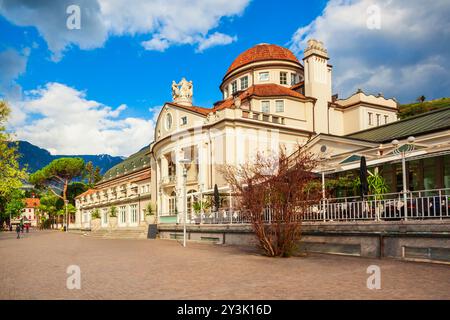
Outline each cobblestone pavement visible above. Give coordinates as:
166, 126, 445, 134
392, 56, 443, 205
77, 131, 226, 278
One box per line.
1, 230, 449, 300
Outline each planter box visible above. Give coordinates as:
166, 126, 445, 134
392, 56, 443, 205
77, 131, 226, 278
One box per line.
109, 217, 118, 230
91, 218, 101, 231
145, 215, 156, 225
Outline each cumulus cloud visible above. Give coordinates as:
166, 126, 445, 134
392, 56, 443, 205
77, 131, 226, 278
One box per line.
0, 48, 29, 97
289, 0, 450, 103
0, 48, 31, 125
10, 82, 154, 156
0, 0, 249, 60
196, 32, 237, 52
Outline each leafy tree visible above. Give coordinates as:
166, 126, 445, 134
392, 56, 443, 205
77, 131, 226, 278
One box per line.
84, 161, 103, 186
30, 158, 85, 202
29, 157, 85, 228
220, 147, 321, 257
55, 182, 88, 209
57, 204, 76, 224
416, 95, 426, 103
4, 189, 25, 222
0, 101, 28, 226
38, 193, 59, 228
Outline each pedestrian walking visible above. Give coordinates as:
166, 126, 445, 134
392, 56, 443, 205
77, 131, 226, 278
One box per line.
16, 225, 21, 239
25, 224, 29, 233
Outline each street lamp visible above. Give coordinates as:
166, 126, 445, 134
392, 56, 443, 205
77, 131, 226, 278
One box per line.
64, 199, 69, 232
392, 136, 415, 221
178, 158, 190, 247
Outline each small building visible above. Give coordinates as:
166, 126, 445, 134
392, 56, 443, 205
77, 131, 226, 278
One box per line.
21, 198, 40, 227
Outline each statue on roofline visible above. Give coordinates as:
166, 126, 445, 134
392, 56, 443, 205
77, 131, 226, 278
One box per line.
171, 77, 193, 106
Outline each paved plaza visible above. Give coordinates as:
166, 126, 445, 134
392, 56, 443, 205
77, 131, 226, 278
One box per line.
0, 230, 449, 300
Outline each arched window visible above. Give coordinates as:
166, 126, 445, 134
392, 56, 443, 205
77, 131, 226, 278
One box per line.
165, 113, 173, 130
169, 191, 177, 215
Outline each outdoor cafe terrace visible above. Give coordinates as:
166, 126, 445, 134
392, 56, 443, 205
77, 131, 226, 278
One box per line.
179, 187, 450, 224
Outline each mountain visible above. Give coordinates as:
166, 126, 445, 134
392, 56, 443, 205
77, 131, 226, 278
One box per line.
14, 140, 125, 174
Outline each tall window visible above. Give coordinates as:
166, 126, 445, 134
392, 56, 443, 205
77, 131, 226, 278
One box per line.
376, 114, 381, 126
261, 101, 270, 113
240, 76, 248, 90
368, 112, 373, 125
259, 72, 269, 82
275, 100, 284, 112
165, 113, 172, 130
102, 208, 108, 225
119, 206, 126, 224
291, 73, 297, 85
130, 204, 137, 223
384, 115, 389, 124
181, 116, 187, 126
231, 80, 238, 94
169, 191, 177, 215
280, 72, 287, 85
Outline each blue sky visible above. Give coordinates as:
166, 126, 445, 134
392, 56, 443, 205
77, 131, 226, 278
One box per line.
1, 0, 449, 156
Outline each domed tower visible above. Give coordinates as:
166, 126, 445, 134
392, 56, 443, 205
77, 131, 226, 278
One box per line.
220, 43, 304, 99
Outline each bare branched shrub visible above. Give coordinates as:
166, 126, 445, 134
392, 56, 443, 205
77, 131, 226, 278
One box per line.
219, 146, 321, 257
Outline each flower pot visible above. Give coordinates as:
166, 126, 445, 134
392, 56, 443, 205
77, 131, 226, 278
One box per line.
109, 216, 118, 230
91, 218, 101, 231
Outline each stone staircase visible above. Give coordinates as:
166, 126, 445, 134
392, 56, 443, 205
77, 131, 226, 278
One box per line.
82, 227, 148, 240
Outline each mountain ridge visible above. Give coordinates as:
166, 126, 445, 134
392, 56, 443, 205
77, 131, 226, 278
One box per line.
13, 140, 125, 174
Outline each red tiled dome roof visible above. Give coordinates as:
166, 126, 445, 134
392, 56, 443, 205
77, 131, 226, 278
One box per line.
225, 44, 301, 78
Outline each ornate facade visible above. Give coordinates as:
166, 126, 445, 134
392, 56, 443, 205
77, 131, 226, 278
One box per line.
75, 39, 450, 230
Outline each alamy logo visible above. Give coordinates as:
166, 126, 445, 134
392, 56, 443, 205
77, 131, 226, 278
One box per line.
66, 5, 81, 30
366, 265, 381, 290
66, 265, 81, 289
366, 5, 381, 30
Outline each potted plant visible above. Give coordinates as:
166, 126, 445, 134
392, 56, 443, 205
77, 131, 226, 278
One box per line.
367, 168, 388, 220
144, 202, 155, 223
109, 206, 118, 229
91, 208, 100, 219
89, 208, 101, 231
145, 202, 158, 239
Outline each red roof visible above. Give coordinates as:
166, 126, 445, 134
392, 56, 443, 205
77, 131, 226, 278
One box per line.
225, 44, 301, 78
213, 84, 308, 111
75, 189, 97, 199
24, 198, 40, 208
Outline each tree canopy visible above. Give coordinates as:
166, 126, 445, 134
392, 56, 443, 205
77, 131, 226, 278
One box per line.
0, 101, 27, 198
29, 157, 85, 200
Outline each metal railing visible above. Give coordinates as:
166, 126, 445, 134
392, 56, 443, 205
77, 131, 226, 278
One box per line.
304, 188, 450, 222
168, 188, 450, 224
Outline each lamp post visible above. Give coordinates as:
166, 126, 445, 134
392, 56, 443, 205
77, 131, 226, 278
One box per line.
178, 158, 190, 247
64, 199, 69, 232
392, 136, 415, 221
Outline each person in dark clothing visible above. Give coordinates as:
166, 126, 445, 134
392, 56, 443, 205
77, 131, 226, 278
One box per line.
16, 225, 21, 239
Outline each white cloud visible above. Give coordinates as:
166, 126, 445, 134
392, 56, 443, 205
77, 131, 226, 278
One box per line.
0, 0, 249, 60
10, 82, 154, 156
196, 32, 237, 52
0, 48, 30, 125
0, 48, 28, 96
289, 0, 450, 103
